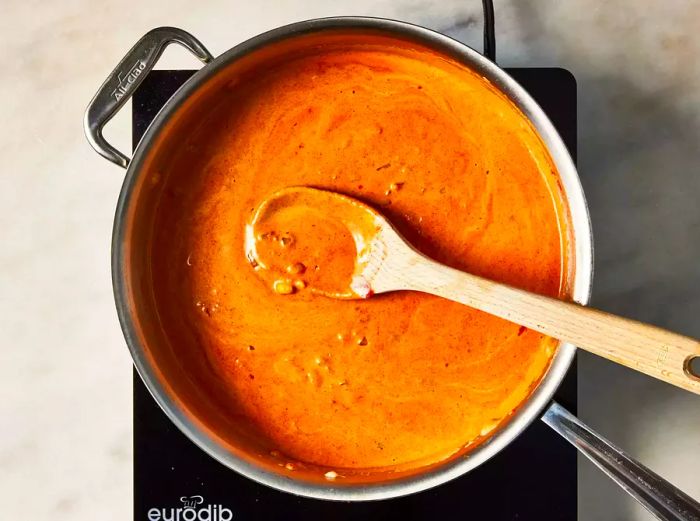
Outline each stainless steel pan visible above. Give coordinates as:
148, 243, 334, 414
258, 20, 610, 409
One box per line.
84, 14, 699, 519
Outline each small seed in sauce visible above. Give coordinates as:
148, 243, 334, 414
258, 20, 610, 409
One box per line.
286, 262, 306, 275
273, 279, 294, 295
279, 234, 294, 247
324, 470, 338, 480
385, 181, 404, 196
285, 462, 296, 471
293, 279, 307, 290
336, 333, 345, 342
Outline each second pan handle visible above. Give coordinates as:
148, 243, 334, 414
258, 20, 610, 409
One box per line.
84, 27, 213, 169
542, 402, 700, 521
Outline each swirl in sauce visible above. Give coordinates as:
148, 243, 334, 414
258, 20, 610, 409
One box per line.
151, 37, 572, 471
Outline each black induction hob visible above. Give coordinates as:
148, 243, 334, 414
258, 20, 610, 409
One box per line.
132, 68, 578, 520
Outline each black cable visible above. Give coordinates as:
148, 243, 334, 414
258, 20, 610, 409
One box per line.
482, 0, 496, 62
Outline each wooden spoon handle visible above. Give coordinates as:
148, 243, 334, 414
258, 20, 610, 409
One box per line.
397, 255, 700, 394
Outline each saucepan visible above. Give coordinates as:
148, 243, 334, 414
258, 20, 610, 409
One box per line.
83, 3, 699, 518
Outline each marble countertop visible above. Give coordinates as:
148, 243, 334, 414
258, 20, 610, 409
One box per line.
2, 1, 699, 519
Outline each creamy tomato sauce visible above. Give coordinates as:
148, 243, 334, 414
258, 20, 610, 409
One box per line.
151, 39, 571, 471
245, 189, 361, 298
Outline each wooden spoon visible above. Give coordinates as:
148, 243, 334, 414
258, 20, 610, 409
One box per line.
248, 186, 700, 394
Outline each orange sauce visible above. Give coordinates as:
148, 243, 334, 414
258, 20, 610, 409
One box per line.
151, 39, 571, 470
245, 191, 362, 298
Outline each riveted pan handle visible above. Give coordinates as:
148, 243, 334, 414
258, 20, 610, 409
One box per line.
84, 27, 213, 168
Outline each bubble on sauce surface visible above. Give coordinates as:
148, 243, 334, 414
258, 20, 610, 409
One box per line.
286, 262, 306, 275
272, 279, 295, 295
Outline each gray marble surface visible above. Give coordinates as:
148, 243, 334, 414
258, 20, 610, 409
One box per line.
2, 1, 699, 520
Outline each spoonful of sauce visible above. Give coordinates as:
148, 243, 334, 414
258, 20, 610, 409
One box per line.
246, 186, 700, 394
245, 186, 380, 298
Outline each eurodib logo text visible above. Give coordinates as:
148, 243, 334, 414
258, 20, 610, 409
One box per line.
147, 495, 233, 521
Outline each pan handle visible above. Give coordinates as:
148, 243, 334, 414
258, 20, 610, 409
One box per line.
83, 27, 213, 169
543, 402, 700, 521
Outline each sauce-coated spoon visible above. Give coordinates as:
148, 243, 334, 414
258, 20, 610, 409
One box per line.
247, 186, 700, 394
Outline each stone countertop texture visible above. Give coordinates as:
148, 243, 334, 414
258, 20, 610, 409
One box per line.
1, 1, 698, 519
